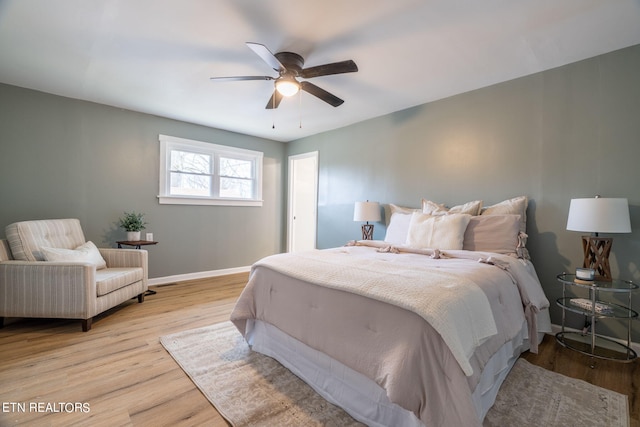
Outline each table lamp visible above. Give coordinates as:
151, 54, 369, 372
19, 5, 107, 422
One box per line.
566, 196, 631, 281
354, 201, 381, 240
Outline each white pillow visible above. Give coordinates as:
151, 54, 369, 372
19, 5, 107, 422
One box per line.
406, 213, 472, 250
41, 241, 107, 269
384, 212, 413, 245
384, 203, 419, 224
422, 199, 483, 216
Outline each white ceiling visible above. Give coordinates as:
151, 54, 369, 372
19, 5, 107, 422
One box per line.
1, 0, 639, 142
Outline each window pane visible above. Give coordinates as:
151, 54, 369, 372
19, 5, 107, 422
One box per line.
170, 172, 211, 196
171, 150, 211, 174
220, 157, 252, 179
220, 177, 253, 199
159, 134, 263, 206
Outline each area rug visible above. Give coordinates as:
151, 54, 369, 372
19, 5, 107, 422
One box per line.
160, 321, 629, 427
484, 357, 629, 427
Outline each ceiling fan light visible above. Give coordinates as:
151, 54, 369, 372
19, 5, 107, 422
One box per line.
275, 78, 300, 97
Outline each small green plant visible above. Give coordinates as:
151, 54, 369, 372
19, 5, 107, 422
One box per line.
118, 211, 147, 232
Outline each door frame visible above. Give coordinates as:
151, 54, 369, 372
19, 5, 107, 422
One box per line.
287, 151, 319, 252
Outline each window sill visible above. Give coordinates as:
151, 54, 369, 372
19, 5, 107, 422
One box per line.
157, 195, 263, 207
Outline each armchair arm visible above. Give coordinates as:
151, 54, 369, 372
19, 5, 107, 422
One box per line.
99, 249, 148, 290
99, 248, 148, 270
0, 261, 96, 319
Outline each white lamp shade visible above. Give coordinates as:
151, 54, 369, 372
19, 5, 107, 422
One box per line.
566, 197, 631, 233
353, 201, 381, 222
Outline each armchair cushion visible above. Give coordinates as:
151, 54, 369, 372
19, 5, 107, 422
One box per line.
6, 219, 86, 261
96, 268, 144, 297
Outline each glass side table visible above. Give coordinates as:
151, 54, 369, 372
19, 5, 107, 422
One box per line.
555, 273, 638, 367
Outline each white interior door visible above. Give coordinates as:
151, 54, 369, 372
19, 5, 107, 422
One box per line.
288, 151, 318, 252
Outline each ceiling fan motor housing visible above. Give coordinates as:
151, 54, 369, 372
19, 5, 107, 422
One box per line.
275, 52, 305, 75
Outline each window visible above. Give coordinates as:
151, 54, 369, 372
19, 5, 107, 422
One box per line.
158, 135, 263, 206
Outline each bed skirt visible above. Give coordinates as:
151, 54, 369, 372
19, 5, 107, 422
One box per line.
246, 315, 548, 427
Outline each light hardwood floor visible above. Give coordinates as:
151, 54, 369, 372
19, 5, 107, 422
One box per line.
1, 274, 638, 426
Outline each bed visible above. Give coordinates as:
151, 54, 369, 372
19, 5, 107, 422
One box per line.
231, 197, 551, 427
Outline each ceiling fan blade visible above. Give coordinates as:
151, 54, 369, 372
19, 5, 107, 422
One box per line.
299, 60, 358, 79
210, 76, 275, 82
246, 42, 286, 72
265, 90, 284, 109
300, 81, 344, 107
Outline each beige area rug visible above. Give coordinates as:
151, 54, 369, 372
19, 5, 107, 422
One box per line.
160, 321, 629, 427
484, 357, 629, 427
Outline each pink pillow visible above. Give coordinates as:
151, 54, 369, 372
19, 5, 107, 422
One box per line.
481, 196, 528, 233
463, 215, 520, 255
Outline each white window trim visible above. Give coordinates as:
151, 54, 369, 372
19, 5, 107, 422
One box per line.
158, 134, 263, 207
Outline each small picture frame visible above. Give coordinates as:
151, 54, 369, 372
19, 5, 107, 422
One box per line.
145, 232, 153, 241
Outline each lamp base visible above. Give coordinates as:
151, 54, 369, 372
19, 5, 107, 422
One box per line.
581, 236, 613, 281
361, 224, 374, 240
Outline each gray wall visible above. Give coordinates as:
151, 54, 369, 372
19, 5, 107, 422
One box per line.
287, 44, 640, 342
0, 84, 286, 278
2, 44, 639, 342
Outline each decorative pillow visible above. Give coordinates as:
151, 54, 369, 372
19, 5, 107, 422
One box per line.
41, 241, 107, 269
386, 203, 419, 218
422, 199, 483, 216
481, 196, 528, 233
383, 204, 420, 244
406, 213, 472, 250
384, 212, 413, 245
463, 215, 521, 254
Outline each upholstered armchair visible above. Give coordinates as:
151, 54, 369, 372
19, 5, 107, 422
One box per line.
0, 219, 148, 331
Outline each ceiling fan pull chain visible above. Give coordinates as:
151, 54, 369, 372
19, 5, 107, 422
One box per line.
272, 93, 276, 129
299, 90, 303, 128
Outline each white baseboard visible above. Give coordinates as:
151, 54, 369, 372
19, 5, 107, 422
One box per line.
550, 323, 640, 355
148, 266, 251, 287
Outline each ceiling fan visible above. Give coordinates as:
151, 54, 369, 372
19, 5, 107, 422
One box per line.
210, 42, 358, 109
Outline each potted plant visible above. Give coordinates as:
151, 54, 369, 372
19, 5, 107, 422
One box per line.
118, 211, 147, 241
